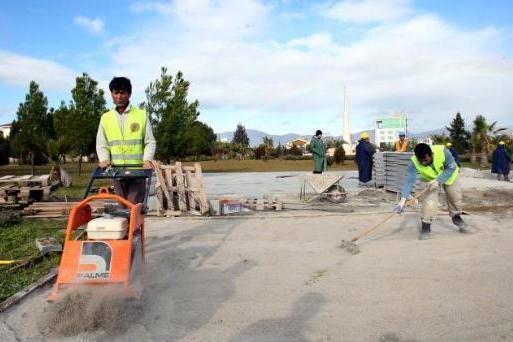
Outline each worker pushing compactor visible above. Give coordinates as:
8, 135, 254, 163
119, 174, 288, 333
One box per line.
395, 143, 469, 240
48, 77, 157, 302
96, 76, 156, 204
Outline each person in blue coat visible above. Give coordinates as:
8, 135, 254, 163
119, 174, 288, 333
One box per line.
355, 132, 375, 186
446, 142, 461, 167
492, 141, 511, 181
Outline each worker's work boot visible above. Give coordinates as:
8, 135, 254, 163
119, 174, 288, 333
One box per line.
419, 222, 431, 240
505, 175, 510, 182
452, 214, 469, 233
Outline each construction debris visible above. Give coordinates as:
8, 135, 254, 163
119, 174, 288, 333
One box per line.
34, 237, 62, 255
22, 201, 107, 219
242, 197, 283, 211
0, 175, 53, 207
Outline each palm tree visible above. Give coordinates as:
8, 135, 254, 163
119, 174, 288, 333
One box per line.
262, 136, 274, 157
325, 138, 348, 149
470, 132, 479, 164
472, 115, 507, 168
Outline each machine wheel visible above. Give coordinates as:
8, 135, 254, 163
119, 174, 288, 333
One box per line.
326, 184, 346, 203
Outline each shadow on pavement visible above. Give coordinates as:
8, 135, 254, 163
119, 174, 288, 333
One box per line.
228, 292, 326, 342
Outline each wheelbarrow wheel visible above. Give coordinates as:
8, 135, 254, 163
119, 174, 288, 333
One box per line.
326, 184, 346, 203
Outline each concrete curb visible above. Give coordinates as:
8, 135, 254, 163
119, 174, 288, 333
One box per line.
0, 268, 57, 313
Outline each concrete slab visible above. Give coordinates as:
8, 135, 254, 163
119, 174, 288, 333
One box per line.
203, 170, 513, 199
2, 212, 513, 341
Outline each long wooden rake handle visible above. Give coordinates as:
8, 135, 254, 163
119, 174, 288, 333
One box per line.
350, 186, 430, 243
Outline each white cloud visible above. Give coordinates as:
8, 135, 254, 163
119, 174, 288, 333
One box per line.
0, 49, 76, 91
73, 16, 105, 35
100, 4, 513, 133
284, 33, 335, 51
321, 0, 413, 23
130, 0, 269, 38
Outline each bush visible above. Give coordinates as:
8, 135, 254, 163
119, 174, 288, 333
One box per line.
0, 210, 22, 228
334, 147, 345, 164
289, 145, 302, 156
254, 145, 267, 160
326, 156, 334, 167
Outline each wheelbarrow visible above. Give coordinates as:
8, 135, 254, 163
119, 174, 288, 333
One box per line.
300, 173, 347, 203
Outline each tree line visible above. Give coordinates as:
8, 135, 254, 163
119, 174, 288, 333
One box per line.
219, 123, 347, 165
0, 68, 217, 174
430, 112, 511, 168
1, 71, 509, 173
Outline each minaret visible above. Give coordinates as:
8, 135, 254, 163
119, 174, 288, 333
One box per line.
342, 87, 351, 153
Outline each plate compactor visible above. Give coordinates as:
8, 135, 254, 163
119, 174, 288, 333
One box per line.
47, 166, 152, 302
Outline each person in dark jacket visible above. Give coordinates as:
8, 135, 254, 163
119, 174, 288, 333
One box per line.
446, 142, 461, 167
491, 141, 511, 181
355, 132, 375, 186
309, 130, 326, 174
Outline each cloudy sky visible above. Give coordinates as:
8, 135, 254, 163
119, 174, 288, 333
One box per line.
1, 0, 513, 136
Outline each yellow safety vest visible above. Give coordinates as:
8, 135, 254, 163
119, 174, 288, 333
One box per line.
411, 145, 458, 185
395, 138, 409, 152
100, 107, 146, 165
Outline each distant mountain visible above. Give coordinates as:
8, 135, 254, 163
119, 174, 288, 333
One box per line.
217, 127, 508, 147
409, 128, 447, 139
218, 129, 309, 147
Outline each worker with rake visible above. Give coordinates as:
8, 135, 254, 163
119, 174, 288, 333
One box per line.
395, 143, 469, 240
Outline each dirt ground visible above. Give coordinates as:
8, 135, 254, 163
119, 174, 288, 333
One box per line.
1, 199, 513, 341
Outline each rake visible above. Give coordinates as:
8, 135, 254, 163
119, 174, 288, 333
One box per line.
340, 186, 430, 255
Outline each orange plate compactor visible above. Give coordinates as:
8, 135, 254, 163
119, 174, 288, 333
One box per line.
47, 167, 152, 302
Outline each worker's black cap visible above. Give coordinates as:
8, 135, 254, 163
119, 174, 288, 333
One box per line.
315, 130, 322, 136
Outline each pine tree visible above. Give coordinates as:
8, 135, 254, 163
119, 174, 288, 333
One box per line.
232, 123, 250, 146
446, 112, 470, 154
10, 81, 52, 174
140, 67, 216, 161
54, 73, 106, 175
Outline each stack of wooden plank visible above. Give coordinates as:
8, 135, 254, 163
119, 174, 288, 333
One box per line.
22, 201, 107, 219
152, 162, 209, 217
0, 175, 52, 206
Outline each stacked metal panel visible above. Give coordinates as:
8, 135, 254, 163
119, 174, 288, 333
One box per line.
372, 152, 386, 187
373, 152, 422, 193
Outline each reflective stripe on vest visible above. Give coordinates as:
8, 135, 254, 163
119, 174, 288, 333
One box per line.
100, 107, 146, 165
411, 145, 458, 185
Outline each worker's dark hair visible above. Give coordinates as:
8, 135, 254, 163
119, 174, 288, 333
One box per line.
315, 130, 322, 136
109, 77, 132, 93
414, 143, 432, 160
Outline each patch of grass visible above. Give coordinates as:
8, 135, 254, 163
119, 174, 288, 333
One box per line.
0, 219, 66, 302
460, 161, 489, 170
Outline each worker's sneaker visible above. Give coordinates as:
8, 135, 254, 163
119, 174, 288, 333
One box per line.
452, 215, 469, 233
419, 222, 431, 240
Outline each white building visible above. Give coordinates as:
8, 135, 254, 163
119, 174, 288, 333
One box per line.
0, 123, 12, 137
374, 114, 408, 149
